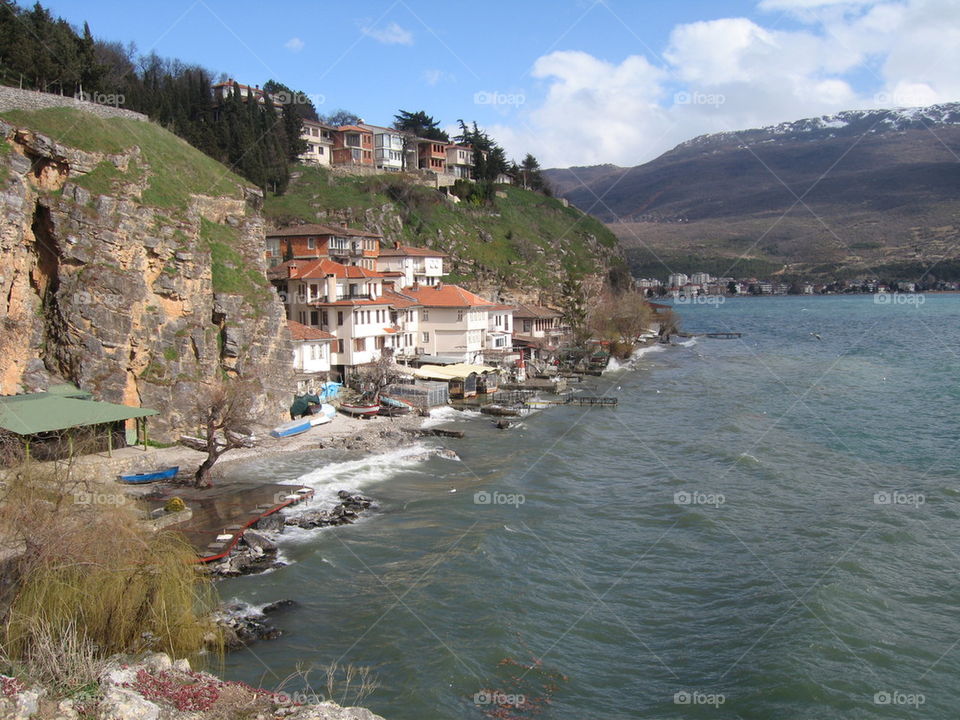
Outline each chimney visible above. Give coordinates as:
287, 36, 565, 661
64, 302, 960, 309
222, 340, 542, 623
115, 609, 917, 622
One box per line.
436, 281, 443, 290
394, 241, 400, 249
288, 262, 299, 279
340, 221, 348, 229
325, 273, 337, 302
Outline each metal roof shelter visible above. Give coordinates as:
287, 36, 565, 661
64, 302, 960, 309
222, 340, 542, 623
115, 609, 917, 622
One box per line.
0, 385, 157, 459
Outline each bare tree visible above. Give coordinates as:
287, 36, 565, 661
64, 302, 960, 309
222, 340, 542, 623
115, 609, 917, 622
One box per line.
192, 380, 259, 488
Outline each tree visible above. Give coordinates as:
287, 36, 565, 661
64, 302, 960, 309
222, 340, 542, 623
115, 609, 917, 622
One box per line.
520, 153, 547, 193
393, 109, 449, 141
192, 379, 259, 488
322, 108, 361, 126
559, 271, 589, 346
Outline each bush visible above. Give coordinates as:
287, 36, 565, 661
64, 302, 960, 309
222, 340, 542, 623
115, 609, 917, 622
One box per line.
0, 464, 221, 693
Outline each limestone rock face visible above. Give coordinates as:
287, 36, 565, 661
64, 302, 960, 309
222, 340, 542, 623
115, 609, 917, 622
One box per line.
0, 120, 293, 441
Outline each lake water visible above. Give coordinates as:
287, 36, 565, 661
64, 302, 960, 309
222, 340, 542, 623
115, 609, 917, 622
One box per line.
220, 294, 960, 719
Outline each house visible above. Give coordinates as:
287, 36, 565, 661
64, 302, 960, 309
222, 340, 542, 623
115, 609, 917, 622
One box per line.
268, 259, 395, 381
445, 144, 474, 180
376, 243, 446, 287
331, 125, 374, 167
288, 320, 334, 392
265, 223, 381, 270
397, 283, 496, 363
358, 123, 405, 172
416, 139, 447, 173
486, 304, 514, 353
380, 289, 422, 360
299, 119, 334, 166
210, 80, 283, 110
511, 303, 566, 355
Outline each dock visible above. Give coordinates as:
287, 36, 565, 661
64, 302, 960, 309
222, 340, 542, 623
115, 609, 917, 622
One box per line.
564, 396, 618, 407
143, 482, 315, 562
677, 332, 742, 339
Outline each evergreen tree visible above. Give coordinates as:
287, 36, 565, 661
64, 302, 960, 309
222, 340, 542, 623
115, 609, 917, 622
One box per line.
393, 109, 448, 141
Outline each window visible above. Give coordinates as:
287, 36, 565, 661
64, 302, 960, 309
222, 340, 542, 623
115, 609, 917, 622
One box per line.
321, 310, 328, 326
422, 331, 430, 343
306, 237, 315, 250
310, 344, 319, 359
457, 310, 464, 321
523, 320, 532, 333
317, 147, 324, 155
310, 310, 318, 326
298, 311, 306, 324
336, 339, 344, 353
266, 238, 280, 257
422, 310, 429, 321
354, 338, 366, 352
337, 311, 344, 326
375, 336, 385, 350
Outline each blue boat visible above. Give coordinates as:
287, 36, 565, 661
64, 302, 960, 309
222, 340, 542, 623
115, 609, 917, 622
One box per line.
118, 466, 179, 484
270, 417, 313, 439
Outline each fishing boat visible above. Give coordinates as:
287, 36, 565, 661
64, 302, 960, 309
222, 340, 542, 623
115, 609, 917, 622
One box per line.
118, 466, 179, 484
270, 417, 313, 438
378, 404, 411, 417
338, 401, 380, 418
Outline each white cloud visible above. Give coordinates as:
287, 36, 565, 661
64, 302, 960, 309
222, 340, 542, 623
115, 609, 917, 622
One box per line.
284, 37, 304, 52
496, 0, 960, 168
361, 21, 413, 46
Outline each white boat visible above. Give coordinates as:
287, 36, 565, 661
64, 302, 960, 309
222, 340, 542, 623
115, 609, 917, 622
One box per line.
270, 418, 312, 439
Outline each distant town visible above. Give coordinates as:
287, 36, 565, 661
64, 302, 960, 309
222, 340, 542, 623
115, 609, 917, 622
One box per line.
635, 272, 953, 297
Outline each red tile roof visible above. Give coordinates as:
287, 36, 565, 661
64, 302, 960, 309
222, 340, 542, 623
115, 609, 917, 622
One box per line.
268, 258, 387, 280
266, 223, 382, 239
381, 289, 422, 308
288, 321, 334, 341
378, 245, 448, 258
399, 284, 494, 308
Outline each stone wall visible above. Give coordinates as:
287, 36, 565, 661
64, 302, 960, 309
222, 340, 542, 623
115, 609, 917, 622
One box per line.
0, 85, 148, 121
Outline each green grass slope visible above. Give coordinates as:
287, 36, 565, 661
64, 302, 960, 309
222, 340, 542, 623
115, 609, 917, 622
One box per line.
265, 164, 621, 289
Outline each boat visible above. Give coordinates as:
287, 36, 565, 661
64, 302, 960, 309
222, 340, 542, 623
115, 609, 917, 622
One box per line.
270, 417, 313, 438
379, 394, 412, 409
378, 404, 411, 417
118, 466, 179, 484
338, 402, 380, 418
309, 411, 332, 426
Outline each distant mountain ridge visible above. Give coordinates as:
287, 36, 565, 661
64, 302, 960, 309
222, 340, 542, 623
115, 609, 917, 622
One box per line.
544, 104, 960, 280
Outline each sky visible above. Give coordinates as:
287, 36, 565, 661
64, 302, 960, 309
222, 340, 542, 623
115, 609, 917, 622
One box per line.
41, 0, 960, 168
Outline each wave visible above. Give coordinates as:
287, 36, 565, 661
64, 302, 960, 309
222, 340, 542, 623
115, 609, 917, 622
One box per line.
603, 344, 666, 373
421, 405, 482, 428
676, 338, 698, 347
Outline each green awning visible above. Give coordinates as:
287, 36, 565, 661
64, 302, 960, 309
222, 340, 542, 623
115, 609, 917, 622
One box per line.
0, 391, 157, 436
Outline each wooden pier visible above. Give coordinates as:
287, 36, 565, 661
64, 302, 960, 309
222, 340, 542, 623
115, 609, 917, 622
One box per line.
564, 396, 618, 407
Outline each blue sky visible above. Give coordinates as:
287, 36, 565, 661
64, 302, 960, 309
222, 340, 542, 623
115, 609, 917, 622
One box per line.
41, 0, 960, 168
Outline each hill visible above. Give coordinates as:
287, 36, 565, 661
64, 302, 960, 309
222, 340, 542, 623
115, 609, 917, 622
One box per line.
544, 104, 960, 280
264, 165, 623, 297
0, 105, 292, 440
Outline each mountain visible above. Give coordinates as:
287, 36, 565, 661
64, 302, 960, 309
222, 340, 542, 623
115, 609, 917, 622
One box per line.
544, 104, 960, 280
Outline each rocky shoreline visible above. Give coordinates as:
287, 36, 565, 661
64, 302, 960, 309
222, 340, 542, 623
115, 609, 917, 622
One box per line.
0, 652, 386, 720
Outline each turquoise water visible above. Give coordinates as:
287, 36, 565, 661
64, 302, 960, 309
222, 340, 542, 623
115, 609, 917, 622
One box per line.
220, 295, 960, 718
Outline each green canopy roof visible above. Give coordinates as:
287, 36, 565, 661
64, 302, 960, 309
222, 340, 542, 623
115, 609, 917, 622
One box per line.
0, 391, 157, 435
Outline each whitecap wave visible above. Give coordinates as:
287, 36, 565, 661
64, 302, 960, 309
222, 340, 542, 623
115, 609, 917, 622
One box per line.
676, 338, 698, 347
421, 406, 482, 428
603, 344, 666, 373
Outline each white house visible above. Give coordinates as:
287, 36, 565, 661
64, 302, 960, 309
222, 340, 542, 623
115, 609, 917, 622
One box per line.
376, 244, 446, 287
359, 123, 405, 172
299, 119, 334, 166
289, 320, 334, 392
269, 258, 396, 381
445, 144, 474, 180
486, 304, 513, 353
397, 283, 496, 363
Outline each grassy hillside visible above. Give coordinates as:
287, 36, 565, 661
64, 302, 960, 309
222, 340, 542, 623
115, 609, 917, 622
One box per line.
264, 164, 621, 290
0, 107, 246, 209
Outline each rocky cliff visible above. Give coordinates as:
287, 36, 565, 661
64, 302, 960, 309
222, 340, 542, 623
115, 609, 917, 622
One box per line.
0, 107, 293, 441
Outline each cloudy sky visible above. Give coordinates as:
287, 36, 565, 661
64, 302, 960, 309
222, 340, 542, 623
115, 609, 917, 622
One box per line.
45, 0, 960, 168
